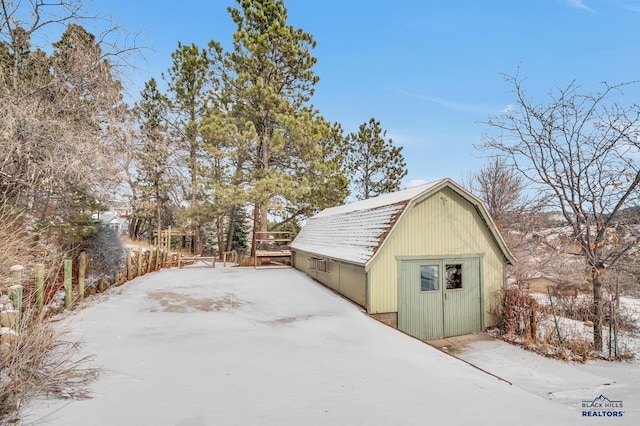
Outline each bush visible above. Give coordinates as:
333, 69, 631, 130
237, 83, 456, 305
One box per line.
79, 226, 125, 281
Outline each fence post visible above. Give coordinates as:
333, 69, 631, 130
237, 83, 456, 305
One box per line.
64, 259, 73, 310
156, 249, 161, 270
137, 249, 143, 277
78, 251, 87, 299
127, 248, 133, 281
35, 263, 45, 311
547, 287, 563, 345
530, 298, 537, 343
9, 265, 24, 317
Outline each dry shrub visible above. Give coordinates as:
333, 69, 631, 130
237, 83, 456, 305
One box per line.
566, 330, 591, 362
535, 322, 590, 362
552, 294, 593, 323
0, 203, 32, 288
0, 309, 100, 424
79, 226, 126, 282
493, 285, 602, 362
493, 285, 537, 339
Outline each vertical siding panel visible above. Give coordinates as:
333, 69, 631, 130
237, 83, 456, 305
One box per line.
338, 263, 367, 306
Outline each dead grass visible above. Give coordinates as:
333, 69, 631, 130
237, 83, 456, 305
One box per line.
0, 309, 100, 424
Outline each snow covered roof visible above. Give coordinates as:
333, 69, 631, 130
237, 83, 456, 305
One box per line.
292, 178, 516, 267
291, 180, 444, 266
313, 180, 441, 218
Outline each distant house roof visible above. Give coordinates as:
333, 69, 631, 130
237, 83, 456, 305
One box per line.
291, 178, 516, 268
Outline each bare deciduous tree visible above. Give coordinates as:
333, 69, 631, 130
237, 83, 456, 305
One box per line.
481, 72, 640, 351
0, 1, 129, 249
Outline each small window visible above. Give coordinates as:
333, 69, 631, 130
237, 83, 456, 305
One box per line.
446, 264, 462, 289
420, 265, 439, 291
309, 258, 328, 273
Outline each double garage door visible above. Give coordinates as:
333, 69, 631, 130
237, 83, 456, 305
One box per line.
398, 257, 481, 340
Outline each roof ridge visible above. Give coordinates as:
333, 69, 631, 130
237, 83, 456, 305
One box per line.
316, 179, 444, 218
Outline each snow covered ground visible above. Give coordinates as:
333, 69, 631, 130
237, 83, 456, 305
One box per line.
25, 265, 639, 425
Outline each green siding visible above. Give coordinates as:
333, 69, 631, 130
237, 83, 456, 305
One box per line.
293, 251, 366, 307
368, 187, 505, 329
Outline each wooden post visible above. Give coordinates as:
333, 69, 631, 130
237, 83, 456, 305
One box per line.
35, 263, 45, 310
98, 276, 106, 293
530, 298, 537, 343
167, 225, 172, 251
64, 259, 72, 310
127, 248, 133, 281
9, 265, 24, 317
78, 251, 87, 299
145, 250, 152, 274
137, 249, 143, 277
154, 248, 160, 271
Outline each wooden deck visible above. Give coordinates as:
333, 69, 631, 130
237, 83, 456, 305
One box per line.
254, 231, 293, 268
255, 250, 292, 258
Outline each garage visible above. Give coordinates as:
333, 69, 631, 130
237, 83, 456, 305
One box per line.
291, 178, 515, 340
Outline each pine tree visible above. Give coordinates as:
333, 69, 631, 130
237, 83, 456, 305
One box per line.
228, 206, 250, 254
345, 118, 408, 200
163, 42, 218, 253
133, 78, 176, 241
215, 0, 345, 255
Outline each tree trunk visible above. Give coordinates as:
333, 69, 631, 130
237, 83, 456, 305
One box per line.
251, 204, 260, 258
592, 266, 604, 352
216, 215, 225, 259
252, 119, 270, 256
226, 205, 237, 253
190, 139, 201, 255
156, 196, 162, 247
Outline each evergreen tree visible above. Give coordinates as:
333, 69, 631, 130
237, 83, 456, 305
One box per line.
132, 78, 177, 240
214, 0, 346, 255
345, 118, 408, 200
228, 205, 250, 254
163, 42, 218, 253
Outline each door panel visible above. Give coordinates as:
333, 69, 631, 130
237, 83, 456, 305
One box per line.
398, 257, 481, 340
398, 260, 443, 339
443, 258, 481, 337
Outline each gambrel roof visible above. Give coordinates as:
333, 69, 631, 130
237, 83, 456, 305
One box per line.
291, 178, 516, 268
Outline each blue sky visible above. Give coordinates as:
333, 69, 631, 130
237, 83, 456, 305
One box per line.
83, 0, 640, 187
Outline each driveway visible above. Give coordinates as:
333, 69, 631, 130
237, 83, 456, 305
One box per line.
26, 265, 593, 425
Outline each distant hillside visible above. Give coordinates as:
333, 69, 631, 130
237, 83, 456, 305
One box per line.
536, 205, 640, 227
